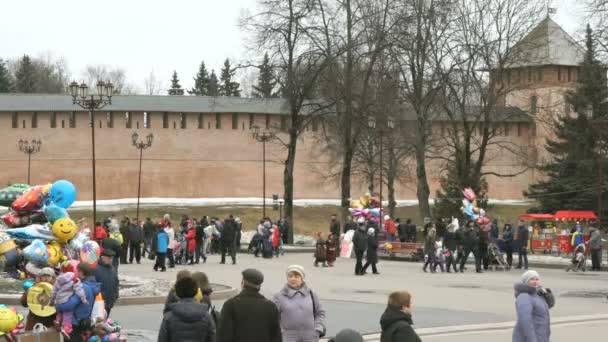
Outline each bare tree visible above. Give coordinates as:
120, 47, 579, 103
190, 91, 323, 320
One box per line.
144, 70, 163, 95
81, 64, 134, 94
389, 0, 454, 220
242, 0, 333, 243
431, 0, 544, 216
586, 0, 608, 58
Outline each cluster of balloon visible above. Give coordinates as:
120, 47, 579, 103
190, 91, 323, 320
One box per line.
0, 305, 24, 337
348, 193, 384, 222
0, 179, 100, 281
461, 188, 490, 229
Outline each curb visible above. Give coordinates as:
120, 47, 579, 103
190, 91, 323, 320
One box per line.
323, 313, 608, 341
0, 284, 238, 307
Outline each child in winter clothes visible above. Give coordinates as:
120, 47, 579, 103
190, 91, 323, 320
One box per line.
185, 221, 197, 265
326, 233, 337, 267
314, 232, 328, 267
271, 225, 281, 257
432, 240, 446, 273
51, 269, 88, 335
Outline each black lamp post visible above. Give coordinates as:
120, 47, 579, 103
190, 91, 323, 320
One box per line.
368, 116, 394, 231
69, 80, 114, 226
252, 125, 275, 219
18, 139, 42, 185
132, 132, 154, 224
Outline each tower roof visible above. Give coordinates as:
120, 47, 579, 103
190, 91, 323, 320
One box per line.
507, 17, 584, 68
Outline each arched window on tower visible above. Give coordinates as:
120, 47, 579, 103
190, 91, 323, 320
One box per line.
564, 95, 571, 115
530, 96, 538, 115
144, 112, 149, 128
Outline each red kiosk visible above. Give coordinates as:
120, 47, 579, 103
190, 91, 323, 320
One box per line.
553, 210, 597, 254
518, 213, 556, 253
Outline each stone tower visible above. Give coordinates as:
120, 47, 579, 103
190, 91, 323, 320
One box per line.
502, 16, 585, 172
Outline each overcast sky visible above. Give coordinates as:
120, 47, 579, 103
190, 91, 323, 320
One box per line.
1, 0, 589, 95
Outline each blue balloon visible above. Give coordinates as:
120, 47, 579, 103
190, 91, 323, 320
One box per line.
50, 180, 77, 209
22, 279, 34, 290
42, 202, 68, 224
23, 239, 49, 265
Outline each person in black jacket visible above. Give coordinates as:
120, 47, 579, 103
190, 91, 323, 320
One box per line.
195, 219, 206, 264
478, 227, 489, 271
119, 216, 131, 264
502, 222, 514, 268
361, 228, 379, 275
379, 291, 421, 342
158, 276, 215, 342
128, 221, 143, 264
218, 269, 281, 342
142, 217, 156, 259
101, 236, 121, 270
516, 220, 529, 270
405, 219, 417, 243
93, 249, 119, 317
352, 219, 368, 276
221, 215, 237, 265
443, 225, 458, 273
459, 221, 481, 273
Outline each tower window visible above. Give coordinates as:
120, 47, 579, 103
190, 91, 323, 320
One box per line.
527, 68, 532, 83
537, 67, 543, 81
144, 112, 149, 128
280, 116, 288, 131
198, 113, 203, 129
163, 112, 169, 128
249, 114, 255, 129
180, 113, 187, 129
557, 67, 562, 82
125, 112, 132, 129
69, 112, 76, 128
567, 67, 572, 82
12, 112, 18, 128
232, 113, 239, 130
107, 112, 114, 128
530, 96, 538, 115
32, 112, 37, 128
50, 112, 57, 128
215, 113, 221, 129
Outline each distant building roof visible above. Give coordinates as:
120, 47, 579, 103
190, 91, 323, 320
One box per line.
0, 93, 291, 114
507, 17, 585, 68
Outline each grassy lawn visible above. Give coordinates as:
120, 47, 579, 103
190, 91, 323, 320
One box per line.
68, 203, 535, 236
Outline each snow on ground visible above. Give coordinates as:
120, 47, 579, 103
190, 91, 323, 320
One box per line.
0, 197, 531, 213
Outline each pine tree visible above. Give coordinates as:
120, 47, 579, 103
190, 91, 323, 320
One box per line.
188, 61, 210, 96
207, 70, 220, 96
252, 52, 277, 98
15, 55, 36, 93
168, 70, 184, 95
525, 25, 608, 214
0, 58, 10, 92
219, 59, 241, 97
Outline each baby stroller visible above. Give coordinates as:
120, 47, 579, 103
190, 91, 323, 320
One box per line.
566, 243, 586, 272
487, 241, 509, 271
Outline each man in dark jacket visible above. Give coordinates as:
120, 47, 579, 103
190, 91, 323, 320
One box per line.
443, 225, 458, 273
490, 219, 499, 242
478, 227, 489, 271
218, 269, 281, 342
128, 221, 143, 264
142, 217, 156, 259
119, 216, 131, 264
503, 222, 514, 268
405, 219, 417, 243
93, 249, 119, 317
361, 228, 379, 275
459, 222, 481, 273
221, 215, 238, 265
589, 226, 603, 271
158, 276, 215, 342
379, 291, 421, 342
195, 219, 206, 264
516, 220, 529, 270
352, 219, 368, 276
101, 236, 121, 270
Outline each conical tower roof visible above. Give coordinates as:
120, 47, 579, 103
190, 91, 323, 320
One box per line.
507, 17, 584, 68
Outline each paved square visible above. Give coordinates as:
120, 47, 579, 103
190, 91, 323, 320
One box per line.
112, 252, 608, 341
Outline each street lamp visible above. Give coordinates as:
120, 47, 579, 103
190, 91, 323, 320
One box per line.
70, 80, 114, 226
132, 132, 154, 224
252, 125, 275, 219
18, 139, 42, 185
368, 116, 394, 231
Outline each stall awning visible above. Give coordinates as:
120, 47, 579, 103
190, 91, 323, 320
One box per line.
553, 211, 598, 221
518, 213, 555, 221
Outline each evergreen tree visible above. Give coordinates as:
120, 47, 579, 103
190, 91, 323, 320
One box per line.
15, 55, 36, 93
188, 61, 210, 96
219, 59, 241, 97
252, 52, 277, 98
0, 58, 10, 92
525, 25, 608, 215
207, 70, 220, 96
168, 70, 184, 95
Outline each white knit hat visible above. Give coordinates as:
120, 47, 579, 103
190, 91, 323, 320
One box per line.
521, 270, 540, 284
286, 264, 305, 279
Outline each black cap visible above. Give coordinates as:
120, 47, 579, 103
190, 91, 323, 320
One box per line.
101, 249, 116, 257
242, 268, 264, 290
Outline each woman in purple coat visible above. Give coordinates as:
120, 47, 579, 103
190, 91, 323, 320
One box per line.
272, 265, 326, 342
512, 270, 555, 342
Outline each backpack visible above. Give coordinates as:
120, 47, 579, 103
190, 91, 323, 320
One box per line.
110, 232, 123, 245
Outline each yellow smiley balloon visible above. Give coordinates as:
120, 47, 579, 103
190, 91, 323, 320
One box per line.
46, 241, 63, 265
0, 307, 21, 333
52, 218, 78, 243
